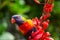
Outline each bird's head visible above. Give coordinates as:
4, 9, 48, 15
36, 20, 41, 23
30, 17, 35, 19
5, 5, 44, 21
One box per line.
11, 15, 26, 25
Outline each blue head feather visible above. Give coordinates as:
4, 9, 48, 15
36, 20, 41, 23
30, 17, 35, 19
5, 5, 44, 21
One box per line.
12, 15, 24, 25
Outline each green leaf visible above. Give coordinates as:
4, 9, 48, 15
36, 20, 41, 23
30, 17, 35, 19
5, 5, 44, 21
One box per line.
47, 24, 54, 33
15, 0, 25, 5
53, 1, 60, 13
9, 3, 30, 14
19, 0, 25, 5
0, 32, 15, 40
0, 21, 7, 35
0, 24, 6, 35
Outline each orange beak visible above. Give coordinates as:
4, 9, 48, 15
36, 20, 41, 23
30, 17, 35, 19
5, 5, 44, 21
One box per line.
11, 18, 16, 24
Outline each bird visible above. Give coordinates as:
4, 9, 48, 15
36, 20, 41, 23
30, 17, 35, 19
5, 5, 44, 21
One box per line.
11, 15, 39, 39
11, 15, 53, 40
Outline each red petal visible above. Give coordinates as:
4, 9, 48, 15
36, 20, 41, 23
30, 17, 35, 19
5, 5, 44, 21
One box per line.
34, 0, 40, 4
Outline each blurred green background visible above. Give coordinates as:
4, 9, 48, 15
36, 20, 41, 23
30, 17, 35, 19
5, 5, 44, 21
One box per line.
0, 0, 60, 40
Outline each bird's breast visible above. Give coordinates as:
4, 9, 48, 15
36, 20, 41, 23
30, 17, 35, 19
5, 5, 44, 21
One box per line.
18, 20, 35, 35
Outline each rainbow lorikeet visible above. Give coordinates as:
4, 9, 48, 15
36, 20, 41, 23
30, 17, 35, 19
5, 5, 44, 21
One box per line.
11, 15, 53, 40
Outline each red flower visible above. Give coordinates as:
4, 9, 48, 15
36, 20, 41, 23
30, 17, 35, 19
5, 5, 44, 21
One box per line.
44, 3, 54, 13
31, 30, 44, 40
32, 17, 40, 26
34, 0, 40, 4
40, 13, 51, 20
42, 20, 49, 30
